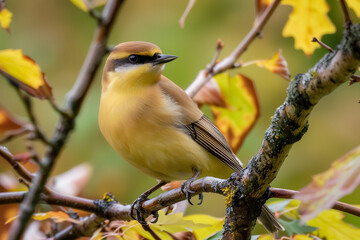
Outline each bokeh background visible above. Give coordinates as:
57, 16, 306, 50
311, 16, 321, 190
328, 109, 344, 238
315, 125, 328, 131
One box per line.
0, 0, 359, 234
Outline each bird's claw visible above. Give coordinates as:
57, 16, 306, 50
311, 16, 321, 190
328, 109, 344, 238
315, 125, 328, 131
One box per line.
130, 194, 159, 225
181, 179, 203, 205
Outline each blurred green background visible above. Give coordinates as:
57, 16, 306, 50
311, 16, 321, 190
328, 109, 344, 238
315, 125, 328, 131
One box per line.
0, 0, 359, 233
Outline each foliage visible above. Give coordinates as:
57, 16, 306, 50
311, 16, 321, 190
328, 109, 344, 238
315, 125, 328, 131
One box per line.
0, 0, 359, 239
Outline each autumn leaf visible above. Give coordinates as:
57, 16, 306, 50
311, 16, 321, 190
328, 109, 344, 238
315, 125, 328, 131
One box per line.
0, 7, 12, 33
32, 211, 81, 224
0, 49, 52, 99
282, 0, 336, 56
347, 0, 360, 17
308, 210, 360, 240
295, 146, 360, 222
278, 219, 318, 236
118, 211, 221, 240
256, 49, 291, 80
70, 0, 107, 12
269, 200, 360, 239
194, 73, 260, 153
0, 105, 23, 136
70, 0, 89, 12
184, 214, 224, 240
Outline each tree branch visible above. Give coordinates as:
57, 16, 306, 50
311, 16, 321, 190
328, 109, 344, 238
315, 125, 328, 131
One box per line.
1, 183, 360, 239
185, 0, 281, 98
6, 1, 124, 239
224, 23, 360, 238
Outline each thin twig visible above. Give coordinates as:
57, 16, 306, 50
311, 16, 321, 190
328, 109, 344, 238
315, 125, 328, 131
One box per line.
142, 224, 161, 240
206, 39, 224, 74
0, 145, 34, 182
7, 1, 124, 239
339, 0, 352, 27
15, 88, 52, 146
312, 37, 334, 53
0, 127, 31, 144
185, 0, 281, 98
312, 37, 360, 85
48, 98, 71, 118
271, 188, 360, 218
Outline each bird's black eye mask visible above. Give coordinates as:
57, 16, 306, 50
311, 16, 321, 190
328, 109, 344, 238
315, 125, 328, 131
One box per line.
109, 53, 160, 71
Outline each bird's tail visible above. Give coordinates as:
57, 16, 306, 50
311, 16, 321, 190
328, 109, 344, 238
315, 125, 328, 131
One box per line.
258, 205, 285, 233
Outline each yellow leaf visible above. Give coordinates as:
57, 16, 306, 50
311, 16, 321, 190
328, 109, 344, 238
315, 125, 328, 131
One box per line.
256, 49, 290, 80
292, 235, 314, 240
295, 146, 360, 222
282, 0, 336, 56
256, 234, 274, 240
5, 215, 17, 224
70, 0, 89, 12
0, 8, 12, 32
212, 73, 260, 153
0, 49, 52, 99
184, 214, 224, 239
121, 211, 218, 240
347, 0, 360, 17
308, 210, 360, 240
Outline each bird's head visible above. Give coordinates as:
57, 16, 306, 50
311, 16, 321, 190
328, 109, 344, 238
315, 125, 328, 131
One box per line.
102, 41, 177, 91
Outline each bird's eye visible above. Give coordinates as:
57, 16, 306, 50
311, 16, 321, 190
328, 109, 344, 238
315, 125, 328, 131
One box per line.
128, 55, 138, 64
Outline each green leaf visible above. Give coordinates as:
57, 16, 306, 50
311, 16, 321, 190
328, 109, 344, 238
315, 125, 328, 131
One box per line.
279, 219, 318, 236
206, 230, 223, 240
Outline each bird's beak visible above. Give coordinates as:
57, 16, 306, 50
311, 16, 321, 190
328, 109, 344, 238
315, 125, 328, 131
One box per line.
152, 54, 178, 65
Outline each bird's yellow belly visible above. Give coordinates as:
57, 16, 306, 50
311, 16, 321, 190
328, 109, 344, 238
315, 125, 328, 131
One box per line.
99, 93, 234, 181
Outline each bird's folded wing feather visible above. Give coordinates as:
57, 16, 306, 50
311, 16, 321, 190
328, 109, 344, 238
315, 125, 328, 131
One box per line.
158, 77, 243, 172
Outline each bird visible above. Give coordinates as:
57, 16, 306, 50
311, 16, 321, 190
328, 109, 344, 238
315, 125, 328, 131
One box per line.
98, 41, 283, 232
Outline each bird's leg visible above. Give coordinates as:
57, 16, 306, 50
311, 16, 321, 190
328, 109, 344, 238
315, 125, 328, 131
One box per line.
130, 180, 167, 225
181, 169, 203, 205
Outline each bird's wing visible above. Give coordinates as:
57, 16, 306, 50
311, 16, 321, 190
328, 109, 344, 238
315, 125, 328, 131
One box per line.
158, 77, 243, 172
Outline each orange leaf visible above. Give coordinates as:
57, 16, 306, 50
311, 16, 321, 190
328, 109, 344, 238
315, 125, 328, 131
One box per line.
0, 7, 12, 33
0, 105, 23, 135
256, 49, 291, 80
197, 73, 260, 153
282, 0, 336, 56
0, 49, 52, 99
32, 211, 81, 224
295, 145, 360, 222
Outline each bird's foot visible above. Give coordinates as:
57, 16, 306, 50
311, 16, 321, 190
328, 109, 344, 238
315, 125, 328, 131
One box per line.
181, 170, 203, 205
130, 181, 167, 225
130, 193, 151, 225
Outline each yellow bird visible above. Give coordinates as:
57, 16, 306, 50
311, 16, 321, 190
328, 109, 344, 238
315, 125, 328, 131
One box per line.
99, 41, 283, 232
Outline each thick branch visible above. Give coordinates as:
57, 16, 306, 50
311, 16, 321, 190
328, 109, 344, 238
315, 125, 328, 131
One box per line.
227, 24, 360, 238
1, 183, 360, 239
7, 1, 124, 239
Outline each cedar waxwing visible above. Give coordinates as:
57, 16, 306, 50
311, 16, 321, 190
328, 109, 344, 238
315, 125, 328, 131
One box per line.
99, 41, 283, 232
